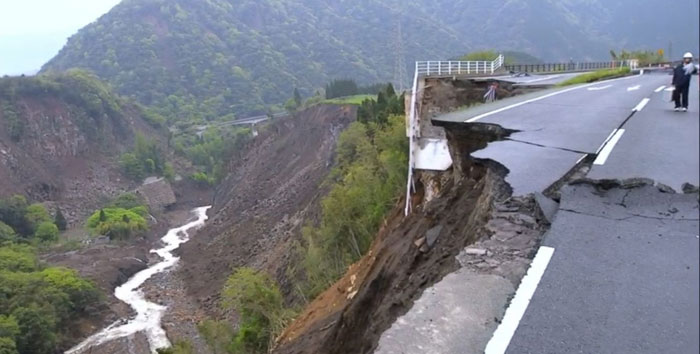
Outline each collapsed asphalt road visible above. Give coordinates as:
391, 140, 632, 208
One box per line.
505, 179, 699, 354
376, 71, 699, 354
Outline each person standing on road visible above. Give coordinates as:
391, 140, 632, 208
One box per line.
672, 52, 697, 112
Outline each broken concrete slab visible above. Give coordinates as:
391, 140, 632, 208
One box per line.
472, 140, 583, 197
534, 192, 559, 223
510, 183, 700, 354
374, 270, 514, 354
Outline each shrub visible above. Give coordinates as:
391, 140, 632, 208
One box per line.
558, 67, 631, 86
198, 320, 234, 354
190, 172, 215, 187
33, 222, 59, 243
221, 268, 294, 354
0, 222, 16, 243
86, 207, 148, 239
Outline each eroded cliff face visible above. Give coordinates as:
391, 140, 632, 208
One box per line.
0, 77, 164, 224
178, 104, 357, 312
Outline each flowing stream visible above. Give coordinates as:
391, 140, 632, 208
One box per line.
66, 206, 212, 354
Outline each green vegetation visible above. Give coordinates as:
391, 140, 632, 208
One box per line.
156, 340, 194, 354
324, 79, 391, 100
558, 67, 631, 86
107, 192, 147, 210
610, 49, 664, 66
198, 319, 235, 354
0, 70, 132, 142
322, 95, 376, 105
357, 84, 404, 125
459, 50, 501, 62
120, 133, 166, 181
198, 268, 294, 354
86, 206, 148, 240
172, 126, 251, 184
0, 196, 60, 244
0, 222, 102, 353
85, 193, 149, 240
40, 0, 696, 122
298, 86, 407, 299
459, 50, 543, 65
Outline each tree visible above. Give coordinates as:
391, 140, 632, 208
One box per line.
0, 196, 29, 236
0, 315, 19, 340
11, 306, 56, 354
0, 222, 16, 243
24, 204, 50, 235
293, 88, 302, 107
0, 337, 18, 354
99, 209, 107, 222
284, 98, 298, 115
34, 222, 59, 242
54, 208, 67, 231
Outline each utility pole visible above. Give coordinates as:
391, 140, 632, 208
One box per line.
393, 19, 408, 92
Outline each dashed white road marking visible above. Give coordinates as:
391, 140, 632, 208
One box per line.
665, 87, 675, 92
484, 246, 556, 354
464, 75, 641, 123
594, 129, 625, 165
632, 98, 650, 112
627, 85, 641, 91
587, 85, 612, 91
655, 86, 666, 93
596, 129, 619, 154
520, 75, 561, 83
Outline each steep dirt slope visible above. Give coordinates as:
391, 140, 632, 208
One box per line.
178, 104, 356, 311
271, 122, 548, 354
0, 73, 166, 224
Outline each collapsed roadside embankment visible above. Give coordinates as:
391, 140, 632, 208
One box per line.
273, 121, 551, 354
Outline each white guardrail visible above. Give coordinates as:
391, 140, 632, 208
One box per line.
416, 54, 505, 77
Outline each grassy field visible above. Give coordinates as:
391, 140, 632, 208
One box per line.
558, 67, 631, 86
322, 94, 376, 105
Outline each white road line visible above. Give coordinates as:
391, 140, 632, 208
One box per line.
596, 129, 619, 154
576, 154, 588, 164
587, 84, 612, 91
632, 98, 650, 112
655, 85, 666, 93
594, 129, 625, 165
484, 246, 555, 354
627, 85, 641, 91
520, 75, 560, 83
464, 75, 640, 123
665, 87, 675, 92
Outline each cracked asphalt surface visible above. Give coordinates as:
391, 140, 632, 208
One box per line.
507, 182, 699, 354
377, 71, 699, 354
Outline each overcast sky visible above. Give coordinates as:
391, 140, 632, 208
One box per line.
0, 0, 121, 75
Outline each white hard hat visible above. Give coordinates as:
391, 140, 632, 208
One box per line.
683, 52, 694, 59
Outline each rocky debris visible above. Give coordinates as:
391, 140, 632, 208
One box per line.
178, 105, 356, 314
682, 183, 699, 194
656, 182, 677, 194
137, 177, 177, 212
0, 91, 166, 226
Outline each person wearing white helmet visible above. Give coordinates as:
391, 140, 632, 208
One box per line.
671, 52, 697, 112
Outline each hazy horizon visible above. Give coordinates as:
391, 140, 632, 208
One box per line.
0, 0, 121, 75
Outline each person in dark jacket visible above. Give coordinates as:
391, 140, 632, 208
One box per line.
672, 52, 698, 112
